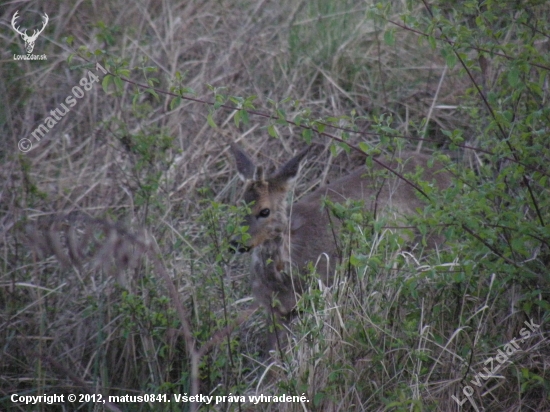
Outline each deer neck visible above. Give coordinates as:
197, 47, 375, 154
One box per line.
253, 203, 292, 283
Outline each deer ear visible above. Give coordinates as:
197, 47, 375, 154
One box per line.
230, 143, 256, 181
271, 146, 311, 189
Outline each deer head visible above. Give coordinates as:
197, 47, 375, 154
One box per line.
229, 143, 310, 253
12, 11, 49, 54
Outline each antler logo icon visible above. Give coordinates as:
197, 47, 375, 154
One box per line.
11, 11, 49, 54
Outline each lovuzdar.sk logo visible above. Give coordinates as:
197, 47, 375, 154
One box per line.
11, 10, 48, 60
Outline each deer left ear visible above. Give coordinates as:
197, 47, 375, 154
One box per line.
231, 143, 256, 181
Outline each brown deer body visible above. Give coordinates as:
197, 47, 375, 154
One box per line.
230, 143, 450, 350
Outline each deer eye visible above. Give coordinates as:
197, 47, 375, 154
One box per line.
258, 208, 270, 218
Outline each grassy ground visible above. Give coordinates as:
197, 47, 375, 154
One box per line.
1, 0, 549, 411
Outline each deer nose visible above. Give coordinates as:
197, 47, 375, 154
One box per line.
229, 239, 250, 254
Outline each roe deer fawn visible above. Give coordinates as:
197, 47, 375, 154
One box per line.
230, 143, 451, 351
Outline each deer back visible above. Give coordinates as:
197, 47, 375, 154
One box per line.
287, 151, 451, 281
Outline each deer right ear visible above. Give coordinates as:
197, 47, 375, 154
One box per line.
271, 146, 311, 189
230, 143, 256, 181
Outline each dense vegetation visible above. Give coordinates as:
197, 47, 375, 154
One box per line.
1, 0, 548, 411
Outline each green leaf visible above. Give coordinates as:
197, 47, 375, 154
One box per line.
170, 96, 182, 111
359, 141, 370, 153
207, 112, 217, 129
350, 254, 366, 267
244, 95, 257, 108
445, 50, 458, 69
313, 392, 325, 407
508, 67, 520, 87
267, 124, 277, 138
102, 74, 113, 93
229, 96, 243, 106
443, 47, 457, 69
338, 141, 350, 154
384, 28, 395, 46
146, 88, 159, 101
275, 109, 288, 125
114, 76, 124, 92
316, 122, 326, 134
239, 109, 249, 125
302, 128, 313, 144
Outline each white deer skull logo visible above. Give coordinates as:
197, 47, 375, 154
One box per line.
11, 11, 49, 54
